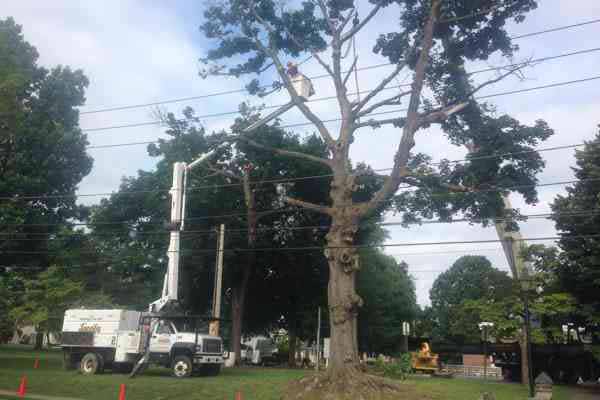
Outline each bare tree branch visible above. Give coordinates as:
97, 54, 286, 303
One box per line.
466, 61, 531, 98
235, 135, 333, 168
340, 3, 383, 43
419, 102, 469, 126
204, 162, 243, 181
315, 0, 337, 37
337, 8, 357, 35
360, 0, 442, 216
354, 116, 407, 130
342, 56, 358, 87
247, 33, 336, 149
284, 196, 333, 215
357, 90, 412, 118
353, 63, 407, 114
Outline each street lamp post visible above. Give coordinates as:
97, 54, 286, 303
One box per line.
478, 322, 494, 381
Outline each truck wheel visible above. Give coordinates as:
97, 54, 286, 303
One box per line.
80, 352, 104, 375
171, 355, 192, 378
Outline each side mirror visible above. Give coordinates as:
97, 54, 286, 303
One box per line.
223, 351, 230, 359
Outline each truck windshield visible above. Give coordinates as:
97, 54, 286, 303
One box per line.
156, 321, 174, 335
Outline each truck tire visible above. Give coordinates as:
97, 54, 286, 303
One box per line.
171, 355, 193, 378
80, 352, 104, 375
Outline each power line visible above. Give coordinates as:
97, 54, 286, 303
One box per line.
78, 19, 600, 115
83, 74, 600, 150
82, 47, 600, 134
0, 233, 594, 255
2, 142, 588, 200
0, 177, 594, 221
2, 209, 597, 241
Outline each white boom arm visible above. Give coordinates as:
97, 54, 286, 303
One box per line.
149, 145, 230, 313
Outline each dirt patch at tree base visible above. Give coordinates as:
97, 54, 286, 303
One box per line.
282, 370, 436, 400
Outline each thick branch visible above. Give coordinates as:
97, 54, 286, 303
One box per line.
357, 90, 412, 118
360, 0, 441, 216
235, 135, 332, 168
340, 3, 383, 43
315, 0, 337, 37
284, 196, 333, 215
353, 63, 407, 114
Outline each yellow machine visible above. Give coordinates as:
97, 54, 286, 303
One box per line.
411, 342, 439, 373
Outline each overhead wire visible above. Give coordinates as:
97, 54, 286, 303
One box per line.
0, 233, 595, 256
77, 18, 600, 115
1, 209, 598, 242
81, 47, 600, 134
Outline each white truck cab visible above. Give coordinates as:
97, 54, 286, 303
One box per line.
61, 309, 225, 378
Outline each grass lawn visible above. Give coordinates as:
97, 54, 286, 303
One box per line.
0, 345, 581, 400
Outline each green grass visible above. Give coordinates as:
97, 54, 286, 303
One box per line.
0, 345, 582, 400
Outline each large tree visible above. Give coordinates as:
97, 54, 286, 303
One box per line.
551, 128, 600, 321
198, 1, 553, 394
0, 17, 93, 269
429, 255, 512, 343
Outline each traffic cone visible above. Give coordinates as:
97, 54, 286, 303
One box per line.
34, 358, 40, 369
118, 384, 126, 400
235, 391, 243, 400
17, 375, 27, 397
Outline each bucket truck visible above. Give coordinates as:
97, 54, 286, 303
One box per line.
60, 151, 228, 378
60, 63, 315, 378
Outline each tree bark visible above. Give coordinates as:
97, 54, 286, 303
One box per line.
229, 170, 258, 366
230, 284, 245, 365
324, 167, 363, 376
288, 328, 297, 368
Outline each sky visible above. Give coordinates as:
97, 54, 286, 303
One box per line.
3, 1, 600, 306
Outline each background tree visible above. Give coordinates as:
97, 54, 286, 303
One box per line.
551, 128, 600, 322
10, 266, 82, 349
0, 17, 93, 270
357, 250, 416, 354
198, 1, 552, 393
429, 255, 512, 343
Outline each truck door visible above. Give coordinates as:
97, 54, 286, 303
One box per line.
149, 320, 174, 353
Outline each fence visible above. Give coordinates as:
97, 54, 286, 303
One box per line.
442, 364, 503, 380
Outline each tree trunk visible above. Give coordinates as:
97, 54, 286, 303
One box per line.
230, 267, 250, 366
288, 328, 297, 368
324, 168, 362, 376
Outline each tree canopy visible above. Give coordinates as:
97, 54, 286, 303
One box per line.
429, 255, 512, 343
0, 17, 93, 269
551, 127, 600, 321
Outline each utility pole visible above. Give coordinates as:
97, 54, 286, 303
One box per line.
209, 224, 225, 337
315, 307, 321, 372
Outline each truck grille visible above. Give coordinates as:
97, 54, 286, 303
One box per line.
203, 338, 222, 354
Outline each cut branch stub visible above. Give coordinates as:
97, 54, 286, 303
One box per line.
330, 293, 364, 325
